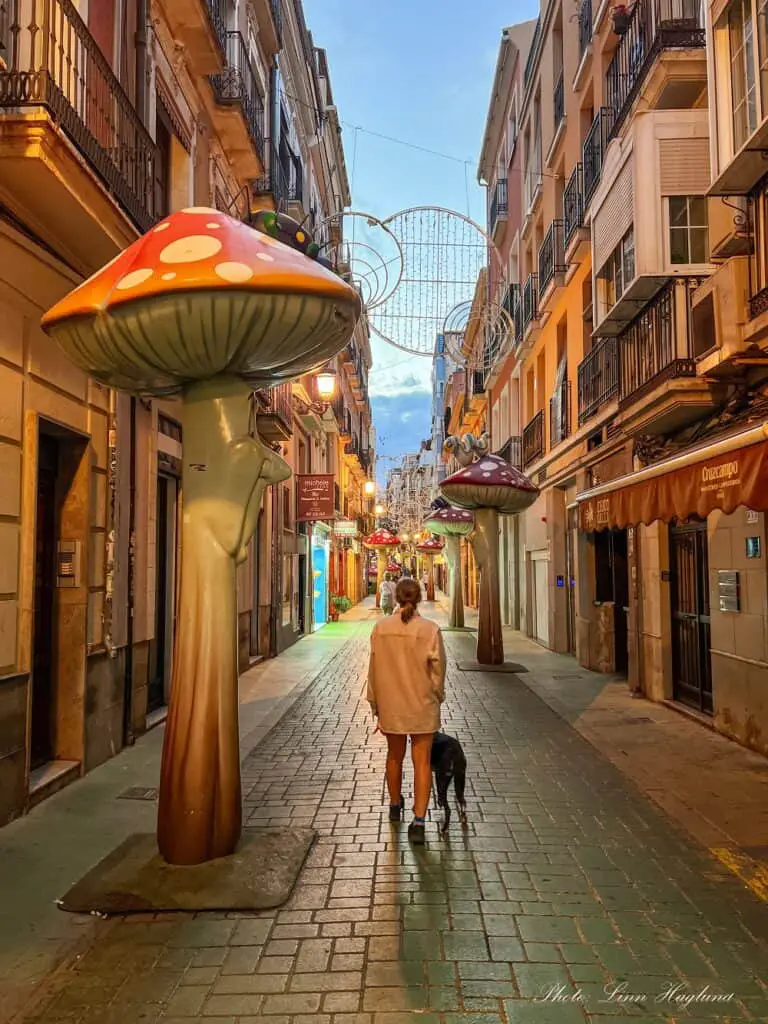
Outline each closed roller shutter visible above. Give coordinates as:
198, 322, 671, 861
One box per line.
593, 160, 633, 270
659, 137, 711, 196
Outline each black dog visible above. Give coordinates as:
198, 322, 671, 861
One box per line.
430, 731, 467, 833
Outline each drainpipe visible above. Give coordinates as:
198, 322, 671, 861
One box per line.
104, 390, 119, 661
270, 483, 279, 657
122, 397, 137, 746
135, 0, 148, 125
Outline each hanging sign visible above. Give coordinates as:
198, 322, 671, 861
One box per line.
297, 474, 335, 521
334, 519, 358, 536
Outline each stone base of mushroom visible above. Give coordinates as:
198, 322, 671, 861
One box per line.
157, 378, 290, 866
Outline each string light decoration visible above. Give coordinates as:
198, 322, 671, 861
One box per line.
313, 211, 403, 310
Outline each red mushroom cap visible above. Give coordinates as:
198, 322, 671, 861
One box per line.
40, 208, 361, 395
424, 506, 475, 537
415, 535, 444, 553
440, 454, 538, 514
363, 528, 401, 549
386, 561, 401, 572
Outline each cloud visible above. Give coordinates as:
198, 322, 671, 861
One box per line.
371, 389, 433, 485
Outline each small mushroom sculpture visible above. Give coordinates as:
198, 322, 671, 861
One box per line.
441, 447, 538, 665
423, 506, 475, 628
363, 528, 401, 607
41, 208, 361, 865
415, 534, 444, 601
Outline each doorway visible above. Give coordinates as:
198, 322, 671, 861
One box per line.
594, 528, 629, 675
148, 473, 178, 715
31, 434, 60, 770
251, 510, 265, 658
670, 519, 712, 713
565, 507, 577, 655
530, 549, 549, 647
298, 553, 306, 634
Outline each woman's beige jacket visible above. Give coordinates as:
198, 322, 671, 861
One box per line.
366, 609, 446, 734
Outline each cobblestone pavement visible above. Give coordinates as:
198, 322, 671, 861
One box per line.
20, 622, 768, 1024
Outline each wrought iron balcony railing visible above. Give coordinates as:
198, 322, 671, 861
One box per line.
606, 0, 705, 141
523, 411, 544, 468
490, 178, 508, 235
577, 336, 618, 425
538, 221, 566, 295
210, 31, 266, 163
253, 144, 303, 204
618, 279, 699, 406
582, 107, 614, 207
563, 164, 584, 249
549, 377, 571, 447
205, 0, 228, 54
553, 70, 565, 131
522, 273, 539, 330
579, 0, 593, 57
0, 0, 156, 232
256, 381, 293, 428
495, 435, 523, 470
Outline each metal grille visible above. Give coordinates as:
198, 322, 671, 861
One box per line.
563, 164, 584, 248
210, 31, 266, 164
523, 410, 544, 467
539, 220, 566, 295
577, 336, 618, 425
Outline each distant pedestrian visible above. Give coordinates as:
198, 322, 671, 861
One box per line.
367, 579, 446, 844
380, 573, 395, 615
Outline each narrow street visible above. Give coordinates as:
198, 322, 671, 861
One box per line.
5, 600, 768, 1024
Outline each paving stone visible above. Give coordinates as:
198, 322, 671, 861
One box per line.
441, 931, 489, 961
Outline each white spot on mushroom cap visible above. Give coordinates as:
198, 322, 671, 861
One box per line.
161, 272, 176, 281
256, 253, 275, 263
215, 262, 253, 283
154, 222, 170, 233
160, 235, 223, 264
182, 206, 219, 214
116, 268, 153, 290
206, 222, 221, 229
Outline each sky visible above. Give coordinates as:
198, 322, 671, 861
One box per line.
302, 0, 538, 484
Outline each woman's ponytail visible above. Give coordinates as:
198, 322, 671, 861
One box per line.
395, 579, 421, 624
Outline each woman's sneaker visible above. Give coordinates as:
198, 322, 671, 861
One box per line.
408, 819, 426, 845
389, 797, 405, 823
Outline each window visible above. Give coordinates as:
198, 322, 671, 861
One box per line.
669, 197, 709, 264
598, 227, 635, 313
507, 103, 518, 163
729, 0, 758, 148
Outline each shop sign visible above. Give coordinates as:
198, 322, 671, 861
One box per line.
334, 519, 358, 536
297, 474, 335, 522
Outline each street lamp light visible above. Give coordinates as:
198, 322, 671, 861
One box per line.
364, 479, 375, 497
315, 370, 337, 401
375, 503, 385, 515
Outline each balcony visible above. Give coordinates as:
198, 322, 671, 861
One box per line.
253, 146, 304, 214
616, 278, 722, 435
162, 0, 227, 75
495, 435, 523, 471
550, 377, 571, 447
209, 31, 266, 176
255, 383, 293, 441
0, 0, 156, 274
563, 164, 588, 259
577, 336, 619, 426
252, 0, 283, 56
522, 274, 539, 333
583, 108, 614, 207
538, 221, 566, 301
490, 179, 508, 240
605, 0, 705, 142
579, 0, 593, 58
553, 70, 565, 134
523, 411, 545, 468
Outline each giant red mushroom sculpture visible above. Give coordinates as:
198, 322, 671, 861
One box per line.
424, 506, 474, 628
415, 534, 444, 601
41, 208, 361, 865
441, 451, 538, 665
363, 528, 401, 607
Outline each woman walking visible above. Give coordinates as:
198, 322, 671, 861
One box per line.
379, 572, 396, 615
366, 579, 446, 843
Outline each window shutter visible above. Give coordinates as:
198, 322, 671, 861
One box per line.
659, 138, 711, 196
593, 161, 634, 270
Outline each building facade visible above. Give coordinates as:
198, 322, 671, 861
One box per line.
0, 0, 371, 825
466, 0, 768, 757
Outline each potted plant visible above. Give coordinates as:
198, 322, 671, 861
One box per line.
611, 2, 633, 34
330, 594, 352, 621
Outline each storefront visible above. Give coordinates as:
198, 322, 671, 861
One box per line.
311, 525, 331, 631
577, 423, 768, 755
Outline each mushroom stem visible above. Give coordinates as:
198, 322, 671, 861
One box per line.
444, 535, 465, 628
157, 377, 289, 865
425, 554, 435, 602
470, 507, 503, 665
375, 550, 385, 608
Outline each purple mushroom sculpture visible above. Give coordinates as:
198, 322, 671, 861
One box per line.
441, 450, 538, 665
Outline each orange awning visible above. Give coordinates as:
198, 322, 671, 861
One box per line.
578, 424, 768, 531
